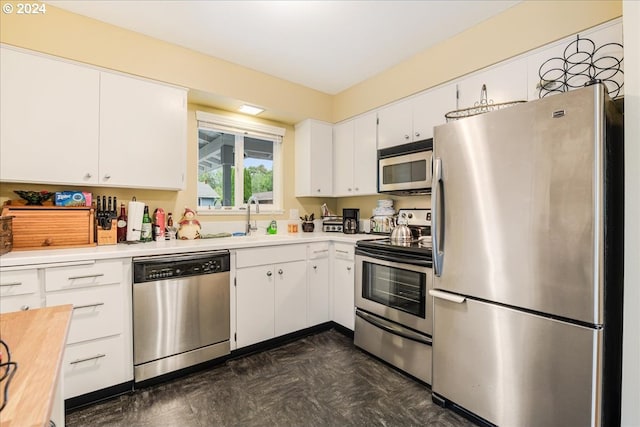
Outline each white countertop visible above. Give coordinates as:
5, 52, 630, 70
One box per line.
0, 232, 382, 268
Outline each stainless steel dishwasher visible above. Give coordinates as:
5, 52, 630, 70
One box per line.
132, 250, 230, 383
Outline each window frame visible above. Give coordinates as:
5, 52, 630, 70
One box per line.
196, 111, 285, 215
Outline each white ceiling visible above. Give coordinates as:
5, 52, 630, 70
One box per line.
46, 0, 521, 95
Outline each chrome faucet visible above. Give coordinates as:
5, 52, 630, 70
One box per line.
246, 195, 259, 235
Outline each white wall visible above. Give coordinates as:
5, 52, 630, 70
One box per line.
622, 2, 640, 426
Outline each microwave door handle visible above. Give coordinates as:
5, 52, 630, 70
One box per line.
432, 157, 444, 276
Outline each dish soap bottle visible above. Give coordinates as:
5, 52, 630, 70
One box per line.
267, 220, 278, 235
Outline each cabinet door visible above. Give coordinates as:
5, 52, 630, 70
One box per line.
377, 101, 412, 149
333, 120, 355, 196
332, 258, 355, 331
456, 59, 528, 110
0, 47, 100, 185
274, 260, 307, 336
352, 112, 378, 195
99, 72, 187, 190
294, 120, 333, 196
308, 257, 330, 326
412, 84, 457, 140
236, 265, 275, 347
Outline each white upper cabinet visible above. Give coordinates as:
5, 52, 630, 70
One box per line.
378, 84, 456, 149
294, 119, 333, 197
0, 46, 187, 190
412, 84, 457, 140
99, 73, 187, 190
377, 101, 413, 149
333, 112, 377, 197
0, 47, 100, 185
456, 58, 528, 111
352, 112, 378, 195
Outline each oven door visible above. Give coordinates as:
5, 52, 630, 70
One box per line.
355, 250, 433, 335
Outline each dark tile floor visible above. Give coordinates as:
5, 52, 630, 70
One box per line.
66, 329, 475, 427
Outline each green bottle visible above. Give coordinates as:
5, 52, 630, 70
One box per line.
140, 205, 152, 242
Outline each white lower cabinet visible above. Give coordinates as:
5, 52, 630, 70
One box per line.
307, 243, 330, 326
44, 258, 132, 399
63, 334, 129, 398
235, 245, 307, 348
274, 260, 307, 336
0, 267, 41, 314
236, 264, 276, 348
332, 243, 356, 331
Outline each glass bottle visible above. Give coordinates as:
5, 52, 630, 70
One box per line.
166, 212, 176, 240
140, 205, 152, 242
116, 203, 127, 243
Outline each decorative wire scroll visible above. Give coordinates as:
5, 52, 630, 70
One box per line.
445, 84, 525, 122
537, 35, 624, 99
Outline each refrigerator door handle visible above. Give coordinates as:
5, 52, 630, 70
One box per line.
429, 289, 466, 303
432, 157, 444, 276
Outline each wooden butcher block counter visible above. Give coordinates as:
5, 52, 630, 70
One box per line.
0, 305, 72, 427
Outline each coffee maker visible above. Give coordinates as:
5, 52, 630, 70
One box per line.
342, 208, 360, 234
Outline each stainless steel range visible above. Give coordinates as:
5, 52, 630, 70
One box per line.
354, 208, 433, 384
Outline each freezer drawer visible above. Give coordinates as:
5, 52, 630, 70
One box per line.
432, 293, 601, 427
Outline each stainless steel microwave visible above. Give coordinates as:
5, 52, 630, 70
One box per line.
378, 139, 433, 195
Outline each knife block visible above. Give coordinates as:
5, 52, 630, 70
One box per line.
96, 219, 117, 245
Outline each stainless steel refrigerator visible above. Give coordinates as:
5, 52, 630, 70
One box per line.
430, 83, 624, 427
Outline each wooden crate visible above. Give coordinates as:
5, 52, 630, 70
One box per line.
0, 206, 95, 250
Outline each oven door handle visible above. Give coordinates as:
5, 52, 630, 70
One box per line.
356, 310, 432, 345
355, 247, 432, 268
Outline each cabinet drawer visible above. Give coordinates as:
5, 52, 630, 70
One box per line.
0, 269, 39, 296
45, 260, 123, 292
0, 293, 41, 314
63, 334, 131, 399
46, 284, 123, 343
308, 242, 330, 259
236, 244, 306, 268
333, 243, 354, 261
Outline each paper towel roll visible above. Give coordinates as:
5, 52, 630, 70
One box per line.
126, 201, 145, 242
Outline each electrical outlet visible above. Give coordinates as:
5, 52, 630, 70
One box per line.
289, 208, 299, 220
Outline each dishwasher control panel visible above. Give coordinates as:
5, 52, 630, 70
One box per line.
133, 250, 230, 283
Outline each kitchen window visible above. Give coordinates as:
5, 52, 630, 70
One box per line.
196, 111, 284, 214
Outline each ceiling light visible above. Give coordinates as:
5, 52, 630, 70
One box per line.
238, 105, 264, 115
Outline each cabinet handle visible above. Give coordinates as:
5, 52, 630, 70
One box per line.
0, 282, 22, 287
68, 273, 104, 280
348, 188, 352, 192
266, 271, 273, 277
355, 187, 359, 191
20, 305, 29, 311
316, 189, 321, 193
278, 269, 283, 275
73, 302, 104, 310
70, 354, 106, 365
43, 238, 53, 246
84, 173, 92, 179
336, 250, 349, 254
103, 174, 111, 180
312, 249, 329, 254
404, 134, 410, 140
415, 132, 420, 138
313, 265, 317, 270
347, 266, 352, 271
